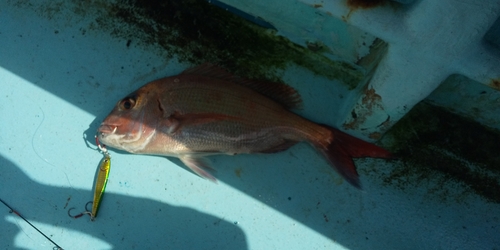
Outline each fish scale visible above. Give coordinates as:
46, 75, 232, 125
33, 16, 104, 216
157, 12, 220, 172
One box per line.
155, 79, 317, 153
173, 122, 296, 154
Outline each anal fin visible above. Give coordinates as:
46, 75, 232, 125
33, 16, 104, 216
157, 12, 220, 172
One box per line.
179, 155, 217, 182
259, 140, 298, 154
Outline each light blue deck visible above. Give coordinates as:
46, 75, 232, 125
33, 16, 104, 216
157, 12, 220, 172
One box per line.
1, 1, 499, 250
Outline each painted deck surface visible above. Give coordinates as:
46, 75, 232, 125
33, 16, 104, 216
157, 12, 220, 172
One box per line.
1, 1, 499, 250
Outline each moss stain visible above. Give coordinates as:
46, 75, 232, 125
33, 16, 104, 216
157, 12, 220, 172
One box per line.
94, 0, 364, 88
380, 102, 500, 203
10, 0, 364, 88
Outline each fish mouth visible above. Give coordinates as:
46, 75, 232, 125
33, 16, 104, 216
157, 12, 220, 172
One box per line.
97, 124, 119, 135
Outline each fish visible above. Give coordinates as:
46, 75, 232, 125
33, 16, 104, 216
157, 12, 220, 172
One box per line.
97, 63, 391, 188
90, 152, 111, 221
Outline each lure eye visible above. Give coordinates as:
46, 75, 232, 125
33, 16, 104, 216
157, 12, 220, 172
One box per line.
119, 97, 136, 110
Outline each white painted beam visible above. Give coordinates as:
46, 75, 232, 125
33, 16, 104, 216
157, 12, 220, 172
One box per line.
217, 0, 500, 140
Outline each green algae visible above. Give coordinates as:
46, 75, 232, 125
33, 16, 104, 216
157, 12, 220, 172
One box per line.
380, 102, 500, 203
99, 0, 364, 87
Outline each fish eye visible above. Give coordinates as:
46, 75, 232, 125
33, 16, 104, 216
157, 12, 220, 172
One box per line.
120, 97, 136, 110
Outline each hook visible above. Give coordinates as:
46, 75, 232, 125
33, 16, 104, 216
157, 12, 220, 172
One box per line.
67, 207, 90, 219
85, 201, 93, 213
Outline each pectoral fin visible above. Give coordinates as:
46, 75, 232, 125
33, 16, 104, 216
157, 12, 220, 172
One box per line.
179, 155, 217, 182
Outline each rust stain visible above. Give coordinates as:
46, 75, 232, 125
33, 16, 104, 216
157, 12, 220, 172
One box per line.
343, 117, 359, 130
346, 0, 388, 9
312, 3, 323, 8
369, 132, 381, 140
489, 78, 500, 90
343, 0, 389, 22
362, 87, 382, 106
343, 87, 384, 131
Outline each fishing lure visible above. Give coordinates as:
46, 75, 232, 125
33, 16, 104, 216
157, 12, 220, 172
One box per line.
89, 150, 111, 221
68, 136, 111, 221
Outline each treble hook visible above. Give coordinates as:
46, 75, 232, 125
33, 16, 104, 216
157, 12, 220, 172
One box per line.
67, 207, 90, 219
67, 201, 94, 220
85, 201, 93, 212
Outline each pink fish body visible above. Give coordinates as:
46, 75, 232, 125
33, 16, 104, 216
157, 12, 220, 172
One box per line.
97, 64, 391, 188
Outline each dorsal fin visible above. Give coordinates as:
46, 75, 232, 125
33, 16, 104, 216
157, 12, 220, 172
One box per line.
182, 63, 302, 110
181, 63, 237, 82
235, 78, 302, 110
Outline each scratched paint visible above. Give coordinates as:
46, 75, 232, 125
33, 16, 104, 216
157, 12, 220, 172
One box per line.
342, 87, 389, 137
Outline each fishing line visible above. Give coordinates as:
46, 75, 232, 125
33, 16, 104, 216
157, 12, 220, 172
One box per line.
30, 102, 76, 192
0, 198, 64, 250
30, 104, 48, 163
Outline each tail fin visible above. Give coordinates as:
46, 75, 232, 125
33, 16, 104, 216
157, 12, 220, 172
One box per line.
313, 125, 392, 189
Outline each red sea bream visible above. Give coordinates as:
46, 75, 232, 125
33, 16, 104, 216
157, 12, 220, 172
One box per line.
97, 64, 391, 188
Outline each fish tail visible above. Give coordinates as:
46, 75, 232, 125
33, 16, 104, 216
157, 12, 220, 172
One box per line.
312, 125, 392, 189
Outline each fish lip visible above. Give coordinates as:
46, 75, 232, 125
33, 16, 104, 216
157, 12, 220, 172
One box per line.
97, 124, 119, 135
